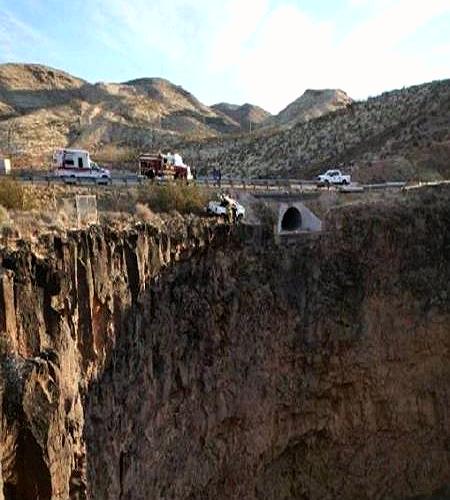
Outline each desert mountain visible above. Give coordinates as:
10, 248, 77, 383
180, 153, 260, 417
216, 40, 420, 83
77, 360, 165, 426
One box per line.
211, 102, 271, 131
266, 89, 353, 128
0, 64, 354, 166
1, 64, 449, 182
179, 79, 450, 182
0, 64, 241, 164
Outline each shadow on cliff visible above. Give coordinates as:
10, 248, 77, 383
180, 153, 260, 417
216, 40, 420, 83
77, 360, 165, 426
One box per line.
81, 225, 368, 498
0, 356, 52, 500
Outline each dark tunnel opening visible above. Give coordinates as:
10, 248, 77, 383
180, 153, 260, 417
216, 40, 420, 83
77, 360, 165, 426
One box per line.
281, 207, 302, 232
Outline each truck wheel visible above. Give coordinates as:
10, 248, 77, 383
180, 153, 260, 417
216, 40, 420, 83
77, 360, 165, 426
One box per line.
342, 179, 348, 185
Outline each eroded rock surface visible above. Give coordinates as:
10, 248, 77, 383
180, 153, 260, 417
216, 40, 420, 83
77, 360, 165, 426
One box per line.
0, 192, 449, 499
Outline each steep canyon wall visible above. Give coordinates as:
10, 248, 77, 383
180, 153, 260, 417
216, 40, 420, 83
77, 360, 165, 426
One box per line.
0, 191, 449, 499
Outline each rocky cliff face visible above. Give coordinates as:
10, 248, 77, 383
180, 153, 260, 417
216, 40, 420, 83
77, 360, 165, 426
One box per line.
0, 190, 449, 499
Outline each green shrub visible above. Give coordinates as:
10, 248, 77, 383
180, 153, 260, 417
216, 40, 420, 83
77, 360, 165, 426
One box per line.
0, 178, 31, 210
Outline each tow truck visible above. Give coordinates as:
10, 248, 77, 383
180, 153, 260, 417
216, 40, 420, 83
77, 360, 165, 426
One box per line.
52, 149, 111, 184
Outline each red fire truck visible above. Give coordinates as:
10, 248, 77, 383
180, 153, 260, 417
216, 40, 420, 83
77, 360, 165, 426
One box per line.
138, 152, 193, 180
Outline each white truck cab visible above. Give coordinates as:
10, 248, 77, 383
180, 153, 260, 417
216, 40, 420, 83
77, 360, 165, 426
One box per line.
53, 149, 111, 183
317, 169, 351, 186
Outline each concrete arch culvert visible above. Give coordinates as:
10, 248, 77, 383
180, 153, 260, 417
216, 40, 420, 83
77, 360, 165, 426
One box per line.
281, 207, 302, 231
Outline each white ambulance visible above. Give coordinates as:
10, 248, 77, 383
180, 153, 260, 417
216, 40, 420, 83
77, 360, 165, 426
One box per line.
53, 149, 111, 183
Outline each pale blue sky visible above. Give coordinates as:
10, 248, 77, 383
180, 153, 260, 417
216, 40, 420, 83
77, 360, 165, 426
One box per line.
0, 0, 449, 113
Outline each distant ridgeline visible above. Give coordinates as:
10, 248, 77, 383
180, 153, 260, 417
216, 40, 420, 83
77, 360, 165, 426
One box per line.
0, 63, 449, 181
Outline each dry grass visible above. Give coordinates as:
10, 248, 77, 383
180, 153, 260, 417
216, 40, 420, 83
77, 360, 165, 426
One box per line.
0, 178, 34, 210
137, 183, 210, 215
3, 209, 72, 241
0, 182, 214, 244
92, 144, 137, 166
135, 203, 164, 226
98, 211, 133, 229
97, 182, 212, 215
0, 205, 8, 225
0, 182, 212, 216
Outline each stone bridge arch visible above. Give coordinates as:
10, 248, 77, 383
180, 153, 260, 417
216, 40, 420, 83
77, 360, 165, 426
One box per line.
281, 206, 302, 231
277, 202, 322, 235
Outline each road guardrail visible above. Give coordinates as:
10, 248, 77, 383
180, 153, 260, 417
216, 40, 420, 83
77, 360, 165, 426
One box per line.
6, 171, 411, 192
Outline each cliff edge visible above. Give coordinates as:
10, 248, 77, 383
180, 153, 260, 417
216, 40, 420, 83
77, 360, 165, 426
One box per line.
0, 190, 449, 498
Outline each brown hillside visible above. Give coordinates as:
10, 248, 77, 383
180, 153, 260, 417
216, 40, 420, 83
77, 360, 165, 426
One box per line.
0, 64, 240, 165
178, 80, 450, 182
211, 102, 271, 131
0, 64, 449, 182
265, 88, 352, 128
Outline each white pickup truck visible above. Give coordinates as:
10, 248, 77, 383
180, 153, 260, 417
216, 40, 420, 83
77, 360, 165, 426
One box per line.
317, 169, 351, 186
206, 195, 245, 220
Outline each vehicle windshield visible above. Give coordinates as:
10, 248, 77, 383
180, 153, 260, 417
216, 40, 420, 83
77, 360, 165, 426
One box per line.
90, 162, 99, 170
